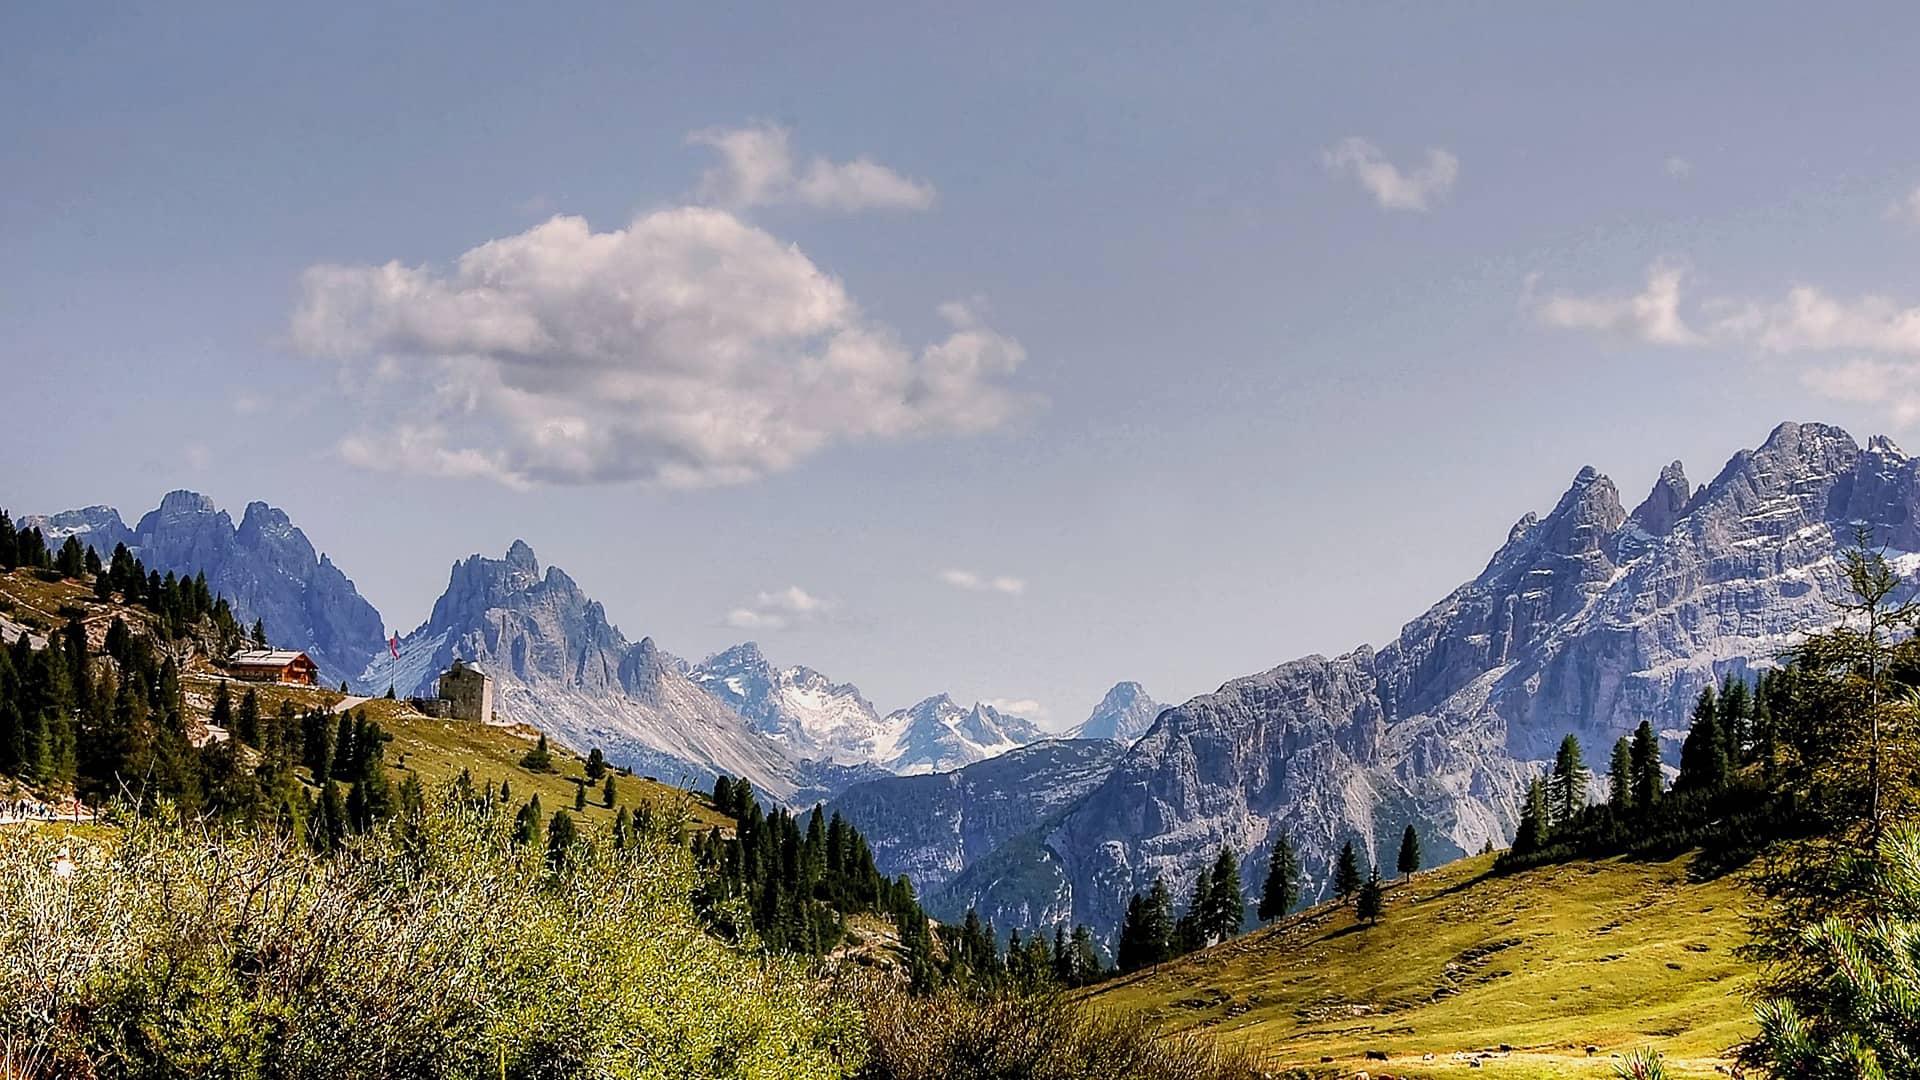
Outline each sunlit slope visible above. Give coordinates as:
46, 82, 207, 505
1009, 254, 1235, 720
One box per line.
1080, 853, 1756, 1079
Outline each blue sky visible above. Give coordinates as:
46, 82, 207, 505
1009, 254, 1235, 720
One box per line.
7, 3, 1920, 727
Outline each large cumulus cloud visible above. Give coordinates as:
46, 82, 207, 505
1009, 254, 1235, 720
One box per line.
292, 208, 1031, 488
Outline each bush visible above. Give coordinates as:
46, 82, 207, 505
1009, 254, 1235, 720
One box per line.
56, 603, 88, 619
0, 793, 862, 1079
851, 982, 1264, 1080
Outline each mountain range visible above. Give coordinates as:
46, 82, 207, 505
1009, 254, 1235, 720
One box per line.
828, 422, 1920, 944
19, 495, 1083, 795
22, 421, 1908, 946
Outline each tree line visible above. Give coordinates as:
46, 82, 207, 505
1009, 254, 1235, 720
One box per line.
1109, 820, 1425, 974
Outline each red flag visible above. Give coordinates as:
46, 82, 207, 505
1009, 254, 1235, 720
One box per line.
389, 634, 400, 659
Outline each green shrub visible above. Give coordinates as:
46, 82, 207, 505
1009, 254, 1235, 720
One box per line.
0, 793, 863, 1079
55, 603, 88, 619
850, 983, 1264, 1080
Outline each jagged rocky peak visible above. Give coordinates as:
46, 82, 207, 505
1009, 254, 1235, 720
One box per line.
23, 505, 135, 555
1068, 681, 1164, 743
618, 635, 674, 696
1535, 466, 1625, 556
1629, 460, 1691, 537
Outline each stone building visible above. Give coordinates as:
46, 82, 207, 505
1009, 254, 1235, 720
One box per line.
436, 657, 494, 724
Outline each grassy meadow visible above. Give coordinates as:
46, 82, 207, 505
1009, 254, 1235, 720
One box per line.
1079, 853, 1758, 1079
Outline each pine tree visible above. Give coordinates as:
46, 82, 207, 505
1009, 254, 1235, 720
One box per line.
1397, 824, 1422, 879
1678, 684, 1730, 792
54, 536, 86, 580
519, 732, 553, 772
1630, 719, 1662, 814
251, 619, 268, 648
602, 773, 616, 807
547, 809, 578, 869
1355, 865, 1385, 925
235, 688, 260, 747
1334, 840, 1363, 900
514, 796, 544, 847
585, 747, 606, 780
1718, 674, 1751, 766
1143, 877, 1174, 967
1258, 835, 1301, 922
1515, 777, 1552, 853
1207, 846, 1243, 940
1550, 734, 1587, 824
574, 781, 587, 811
1608, 736, 1634, 809
1176, 867, 1214, 954
209, 681, 233, 735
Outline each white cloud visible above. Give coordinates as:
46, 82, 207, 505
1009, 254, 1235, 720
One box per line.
183, 444, 211, 470
1887, 186, 1920, 226
1533, 260, 1701, 346
1801, 359, 1920, 428
939, 568, 1025, 596
1665, 156, 1692, 179
1322, 137, 1458, 212
231, 393, 263, 415
690, 123, 935, 212
724, 585, 831, 631
982, 697, 1048, 720
292, 208, 1031, 488
1537, 257, 1920, 427
1709, 286, 1920, 355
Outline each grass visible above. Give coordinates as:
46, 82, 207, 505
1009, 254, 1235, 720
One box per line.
0, 569, 140, 645
1078, 853, 1758, 1079
0, 567, 733, 833
185, 677, 734, 833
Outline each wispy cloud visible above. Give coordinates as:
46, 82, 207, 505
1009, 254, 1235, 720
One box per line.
1533, 260, 1701, 346
1322, 137, 1458, 212
982, 697, 1047, 720
1537, 256, 1920, 427
939, 568, 1025, 596
1664, 156, 1692, 179
725, 585, 831, 631
690, 123, 936, 212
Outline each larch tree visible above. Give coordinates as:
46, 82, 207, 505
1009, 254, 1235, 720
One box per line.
1334, 840, 1362, 900
1397, 824, 1422, 879
1258, 835, 1300, 922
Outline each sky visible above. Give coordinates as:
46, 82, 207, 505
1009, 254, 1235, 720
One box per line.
7, 4, 1920, 729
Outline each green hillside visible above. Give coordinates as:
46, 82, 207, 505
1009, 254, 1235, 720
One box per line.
0, 566, 731, 834
187, 677, 735, 834
1079, 853, 1757, 1079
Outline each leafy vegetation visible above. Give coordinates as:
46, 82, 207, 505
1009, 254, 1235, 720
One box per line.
0, 789, 861, 1079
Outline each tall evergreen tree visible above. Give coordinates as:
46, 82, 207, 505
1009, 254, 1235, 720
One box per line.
1550, 734, 1587, 823
602, 773, 616, 807
1678, 684, 1729, 793
1355, 865, 1385, 925
209, 681, 233, 736
235, 688, 261, 748
1397, 824, 1422, 879
1630, 719, 1663, 814
1333, 840, 1363, 900
1608, 736, 1634, 809
574, 781, 587, 811
1258, 835, 1301, 922
1206, 846, 1243, 940
1515, 777, 1552, 853
1717, 673, 1751, 765
1143, 877, 1174, 968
